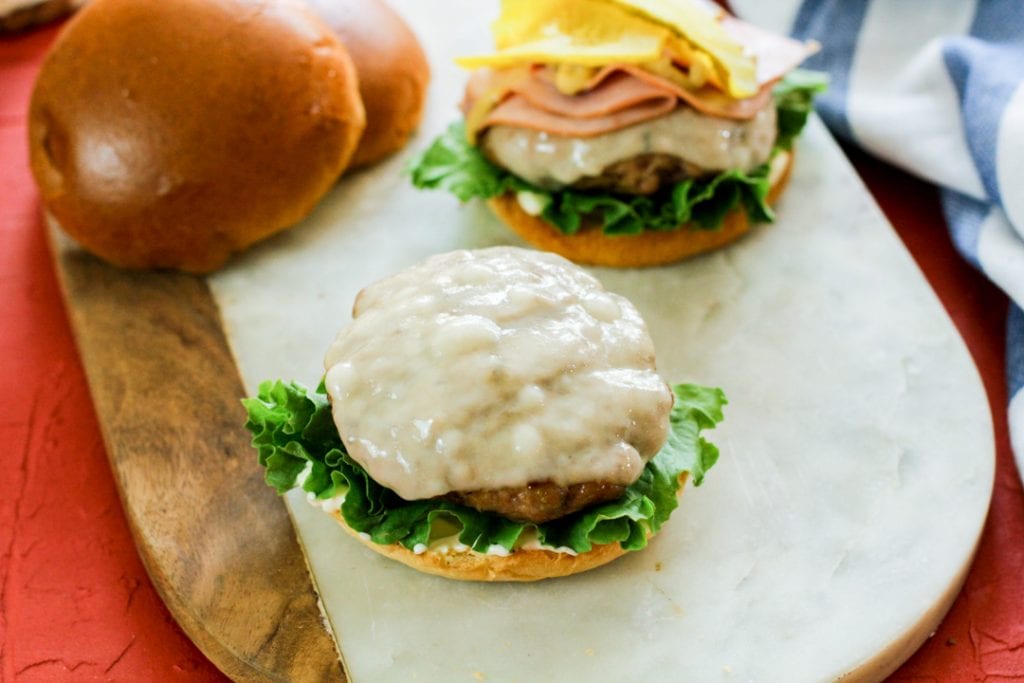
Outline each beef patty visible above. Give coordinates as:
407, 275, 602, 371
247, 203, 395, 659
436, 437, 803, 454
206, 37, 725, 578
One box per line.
448, 480, 627, 524
569, 153, 705, 195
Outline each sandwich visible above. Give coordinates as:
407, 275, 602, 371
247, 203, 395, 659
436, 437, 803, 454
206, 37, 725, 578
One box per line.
243, 246, 726, 581
409, 0, 826, 267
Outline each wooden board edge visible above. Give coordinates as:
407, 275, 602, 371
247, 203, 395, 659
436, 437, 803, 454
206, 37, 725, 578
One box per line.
46, 222, 346, 683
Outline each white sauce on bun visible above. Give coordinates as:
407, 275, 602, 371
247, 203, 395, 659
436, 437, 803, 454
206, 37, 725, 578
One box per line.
323, 247, 673, 501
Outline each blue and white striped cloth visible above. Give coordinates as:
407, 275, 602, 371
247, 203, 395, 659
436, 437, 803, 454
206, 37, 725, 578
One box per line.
732, 0, 1024, 479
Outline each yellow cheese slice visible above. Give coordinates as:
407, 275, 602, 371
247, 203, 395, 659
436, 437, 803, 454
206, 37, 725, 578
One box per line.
456, 0, 670, 69
456, 0, 757, 100
609, 0, 756, 97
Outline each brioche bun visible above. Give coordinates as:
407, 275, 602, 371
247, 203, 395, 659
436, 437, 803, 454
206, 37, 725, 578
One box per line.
306, 0, 429, 169
329, 473, 688, 582
28, 0, 365, 273
489, 150, 793, 268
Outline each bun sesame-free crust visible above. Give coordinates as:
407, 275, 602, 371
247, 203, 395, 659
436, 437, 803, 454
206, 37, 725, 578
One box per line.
333, 514, 628, 582
28, 0, 365, 273
488, 151, 793, 268
328, 473, 688, 582
306, 0, 430, 169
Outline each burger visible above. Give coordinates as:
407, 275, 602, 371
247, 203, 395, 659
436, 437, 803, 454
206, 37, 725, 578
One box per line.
243, 247, 726, 581
409, 0, 825, 267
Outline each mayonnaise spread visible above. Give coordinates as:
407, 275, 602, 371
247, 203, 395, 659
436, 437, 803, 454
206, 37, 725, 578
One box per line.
323, 247, 672, 502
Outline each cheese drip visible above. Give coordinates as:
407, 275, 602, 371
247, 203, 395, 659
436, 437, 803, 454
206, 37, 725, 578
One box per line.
323, 247, 673, 502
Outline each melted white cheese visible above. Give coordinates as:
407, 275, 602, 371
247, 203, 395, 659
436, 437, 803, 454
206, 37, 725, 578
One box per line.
483, 104, 777, 189
323, 247, 672, 502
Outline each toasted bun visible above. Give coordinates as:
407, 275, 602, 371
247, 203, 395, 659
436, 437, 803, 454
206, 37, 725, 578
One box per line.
28, 0, 365, 273
489, 151, 793, 268
329, 473, 688, 582
306, 0, 429, 169
0, 0, 83, 32
334, 514, 627, 581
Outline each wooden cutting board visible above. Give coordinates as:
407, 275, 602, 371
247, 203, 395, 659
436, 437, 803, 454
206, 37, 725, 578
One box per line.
47, 1, 994, 681
47, 240, 344, 682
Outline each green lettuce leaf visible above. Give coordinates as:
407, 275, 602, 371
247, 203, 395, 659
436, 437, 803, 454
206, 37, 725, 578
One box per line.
407, 122, 518, 202
773, 68, 829, 151
408, 122, 772, 236
536, 165, 773, 236
242, 380, 727, 555
407, 72, 826, 235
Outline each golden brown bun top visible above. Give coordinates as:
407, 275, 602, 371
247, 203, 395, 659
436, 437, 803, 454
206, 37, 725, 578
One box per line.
305, 0, 429, 169
29, 0, 365, 273
489, 151, 793, 268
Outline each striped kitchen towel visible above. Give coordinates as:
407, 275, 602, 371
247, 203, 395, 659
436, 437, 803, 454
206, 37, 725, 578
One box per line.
731, 0, 1024, 479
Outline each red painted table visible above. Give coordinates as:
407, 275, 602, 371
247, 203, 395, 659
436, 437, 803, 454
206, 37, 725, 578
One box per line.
3, 24, 1023, 682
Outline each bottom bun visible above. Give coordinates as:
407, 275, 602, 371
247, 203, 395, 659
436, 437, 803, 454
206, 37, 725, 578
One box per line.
488, 150, 793, 268
332, 513, 624, 581
328, 473, 688, 582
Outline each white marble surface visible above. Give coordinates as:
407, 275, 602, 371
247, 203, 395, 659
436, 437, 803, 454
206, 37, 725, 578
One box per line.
210, 2, 994, 681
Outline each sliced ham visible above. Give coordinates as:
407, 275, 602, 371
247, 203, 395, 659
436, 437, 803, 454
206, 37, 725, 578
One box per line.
531, 65, 773, 120
721, 15, 819, 85
483, 91, 677, 138
461, 12, 815, 140
464, 64, 774, 139
510, 69, 677, 119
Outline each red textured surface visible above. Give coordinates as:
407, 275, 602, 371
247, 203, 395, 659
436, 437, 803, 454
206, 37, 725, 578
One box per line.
0, 24, 227, 682
847, 147, 1024, 682
2, 21, 1022, 683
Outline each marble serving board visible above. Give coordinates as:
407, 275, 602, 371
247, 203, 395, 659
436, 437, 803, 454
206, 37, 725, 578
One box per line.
202, 1, 995, 681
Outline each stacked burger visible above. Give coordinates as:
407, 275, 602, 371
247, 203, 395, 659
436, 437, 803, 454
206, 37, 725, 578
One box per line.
411, 0, 825, 266
245, 246, 728, 582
